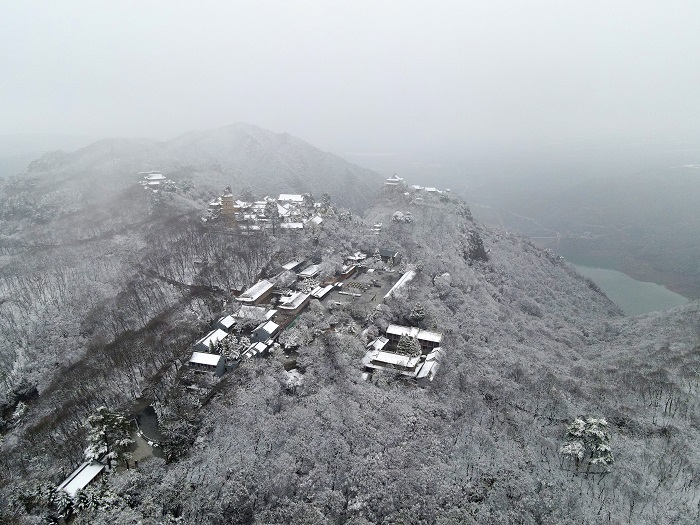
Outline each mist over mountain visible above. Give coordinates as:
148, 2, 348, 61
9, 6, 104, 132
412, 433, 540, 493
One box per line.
1, 129, 699, 523
346, 138, 700, 301
14, 123, 382, 212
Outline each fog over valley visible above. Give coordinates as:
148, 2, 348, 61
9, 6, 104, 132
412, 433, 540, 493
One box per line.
2, 2, 700, 524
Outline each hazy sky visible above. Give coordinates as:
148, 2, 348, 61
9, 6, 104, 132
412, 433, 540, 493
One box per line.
2, 1, 700, 155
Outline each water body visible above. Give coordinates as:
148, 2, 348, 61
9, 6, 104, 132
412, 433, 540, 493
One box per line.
571, 264, 689, 316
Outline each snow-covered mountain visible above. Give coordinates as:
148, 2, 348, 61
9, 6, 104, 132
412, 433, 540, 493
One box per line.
20, 123, 382, 211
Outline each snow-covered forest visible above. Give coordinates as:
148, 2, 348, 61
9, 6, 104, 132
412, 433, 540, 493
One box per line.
1, 132, 700, 524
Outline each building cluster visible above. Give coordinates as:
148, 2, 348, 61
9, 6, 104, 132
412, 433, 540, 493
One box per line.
362, 324, 444, 382
138, 171, 172, 192
206, 190, 324, 231
186, 245, 444, 384
187, 258, 357, 376
384, 173, 450, 203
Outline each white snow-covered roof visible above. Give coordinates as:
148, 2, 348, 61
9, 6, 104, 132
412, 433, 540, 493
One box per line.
416, 348, 444, 380
416, 360, 438, 380
311, 285, 333, 299
410, 184, 423, 190
384, 270, 416, 299
418, 331, 442, 343
306, 215, 323, 225
235, 305, 268, 320
298, 264, 320, 278
58, 461, 105, 497
255, 320, 280, 334
236, 280, 274, 302
370, 336, 389, 352
425, 187, 437, 192
282, 260, 304, 271
280, 222, 304, 229
278, 194, 304, 202
144, 173, 165, 181
189, 352, 222, 367
278, 292, 310, 310
365, 350, 421, 369
218, 315, 235, 329
195, 328, 229, 349
386, 324, 442, 344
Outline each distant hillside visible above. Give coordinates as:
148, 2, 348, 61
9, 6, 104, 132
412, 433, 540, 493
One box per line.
19, 123, 382, 212
470, 166, 700, 299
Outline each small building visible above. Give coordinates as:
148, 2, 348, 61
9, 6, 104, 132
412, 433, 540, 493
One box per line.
242, 341, 269, 358
311, 284, 333, 300
282, 260, 305, 272
189, 351, 225, 376
280, 222, 305, 230
217, 315, 236, 332
58, 460, 106, 497
236, 280, 275, 305
278, 291, 311, 315
385, 174, 404, 186
362, 349, 422, 376
235, 305, 275, 323
415, 347, 444, 382
194, 328, 229, 352
384, 270, 416, 299
306, 215, 323, 226
278, 194, 305, 203
379, 249, 401, 266
385, 324, 442, 354
362, 337, 445, 381
252, 320, 280, 343
338, 264, 357, 280
297, 264, 321, 279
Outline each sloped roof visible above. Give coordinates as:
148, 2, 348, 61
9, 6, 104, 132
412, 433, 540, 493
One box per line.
58, 461, 105, 497
278, 194, 304, 202
386, 324, 442, 344
195, 328, 229, 348
218, 315, 235, 329
279, 291, 311, 309
237, 280, 274, 302
189, 352, 223, 366
298, 264, 320, 278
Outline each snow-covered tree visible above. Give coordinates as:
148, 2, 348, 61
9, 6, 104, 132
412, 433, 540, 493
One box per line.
466, 229, 488, 262
302, 193, 315, 215
396, 335, 421, 357
264, 200, 281, 234
321, 193, 332, 212
560, 416, 614, 472
337, 210, 352, 223
410, 303, 426, 323
85, 406, 134, 467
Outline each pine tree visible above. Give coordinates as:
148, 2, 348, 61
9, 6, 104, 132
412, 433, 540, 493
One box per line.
410, 303, 426, 322
302, 193, 315, 215
264, 200, 281, 234
396, 335, 421, 357
467, 230, 488, 262
85, 406, 134, 467
560, 416, 614, 472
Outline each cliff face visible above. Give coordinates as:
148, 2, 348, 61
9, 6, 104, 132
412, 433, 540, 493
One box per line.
1, 136, 699, 525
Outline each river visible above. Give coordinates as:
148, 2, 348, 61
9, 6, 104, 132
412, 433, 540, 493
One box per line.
571, 263, 690, 316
